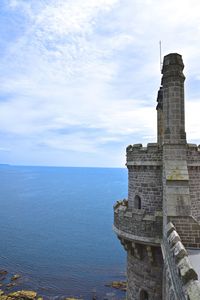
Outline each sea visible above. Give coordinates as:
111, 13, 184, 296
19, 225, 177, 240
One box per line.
0, 166, 127, 299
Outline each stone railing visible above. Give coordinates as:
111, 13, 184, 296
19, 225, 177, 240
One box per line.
113, 200, 162, 245
162, 222, 200, 300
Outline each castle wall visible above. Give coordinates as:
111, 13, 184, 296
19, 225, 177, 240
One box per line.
170, 216, 200, 248
187, 145, 200, 221
188, 166, 200, 221
114, 53, 200, 300
127, 144, 163, 214
126, 143, 162, 163
127, 245, 163, 300
128, 165, 162, 213
114, 203, 162, 244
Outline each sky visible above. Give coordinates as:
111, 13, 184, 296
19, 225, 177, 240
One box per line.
0, 0, 200, 167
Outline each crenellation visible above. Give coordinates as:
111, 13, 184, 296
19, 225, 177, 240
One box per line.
113, 53, 200, 299
163, 223, 200, 300
126, 144, 162, 166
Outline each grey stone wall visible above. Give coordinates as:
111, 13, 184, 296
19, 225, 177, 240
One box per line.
127, 245, 163, 300
126, 143, 162, 163
113, 202, 162, 241
188, 166, 200, 221
187, 144, 200, 164
128, 165, 163, 213
170, 216, 200, 248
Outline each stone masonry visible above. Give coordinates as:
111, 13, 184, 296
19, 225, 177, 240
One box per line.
113, 53, 200, 299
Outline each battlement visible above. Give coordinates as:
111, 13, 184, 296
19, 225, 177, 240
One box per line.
114, 53, 200, 300
126, 143, 162, 165
187, 143, 200, 165
163, 222, 200, 300
113, 200, 162, 245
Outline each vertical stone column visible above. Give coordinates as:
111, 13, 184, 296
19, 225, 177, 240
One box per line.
161, 53, 186, 144
161, 54, 191, 224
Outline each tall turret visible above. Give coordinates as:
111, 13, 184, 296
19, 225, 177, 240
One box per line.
161, 54, 190, 221
113, 53, 200, 300
161, 53, 186, 144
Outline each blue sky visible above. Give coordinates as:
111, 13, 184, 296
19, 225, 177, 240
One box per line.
0, 0, 200, 167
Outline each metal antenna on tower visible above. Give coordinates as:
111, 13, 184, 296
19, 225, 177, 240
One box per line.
159, 41, 162, 73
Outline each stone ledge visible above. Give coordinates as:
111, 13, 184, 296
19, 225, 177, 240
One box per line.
113, 225, 161, 246
126, 161, 162, 166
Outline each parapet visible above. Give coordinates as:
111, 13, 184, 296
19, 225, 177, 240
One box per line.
163, 222, 200, 300
126, 143, 162, 165
113, 200, 162, 245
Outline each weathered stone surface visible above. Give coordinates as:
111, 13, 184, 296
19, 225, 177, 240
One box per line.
185, 280, 200, 300
173, 241, 188, 262
166, 222, 175, 237
168, 230, 181, 247
127, 247, 163, 300
7, 290, 37, 299
178, 256, 198, 284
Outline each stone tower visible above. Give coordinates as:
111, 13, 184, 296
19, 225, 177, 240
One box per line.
113, 53, 200, 300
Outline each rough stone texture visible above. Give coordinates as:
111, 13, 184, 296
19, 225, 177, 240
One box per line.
126, 143, 162, 164
128, 165, 163, 213
185, 280, 200, 300
163, 223, 200, 300
188, 166, 200, 221
114, 203, 162, 242
161, 53, 186, 144
178, 256, 198, 284
168, 230, 180, 247
187, 145, 200, 164
170, 216, 200, 248
127, 246, 163, 300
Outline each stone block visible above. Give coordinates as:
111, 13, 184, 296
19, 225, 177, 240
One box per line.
132, 144, 142, 148
126, 145, 133, 151
168, 230, 181, 247
173, 241, 188, 262
165, 160, 189, 181
166, 222, 175, 237
178, 256, 198, 284
185, 280, 200, 300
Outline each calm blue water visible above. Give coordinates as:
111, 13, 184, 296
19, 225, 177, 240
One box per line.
0, 166, 127, 299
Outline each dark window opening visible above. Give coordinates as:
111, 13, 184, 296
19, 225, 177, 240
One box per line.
140, 289, 149, 300
134, 195, 141, 209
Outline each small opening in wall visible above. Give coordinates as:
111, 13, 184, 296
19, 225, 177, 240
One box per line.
134, 195, 141, 209
140, 289, 149, 300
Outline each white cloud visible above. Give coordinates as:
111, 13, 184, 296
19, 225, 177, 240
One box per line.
0, 0, 200, 166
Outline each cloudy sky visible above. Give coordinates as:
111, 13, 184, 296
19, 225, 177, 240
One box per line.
0, 0, 200, 167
